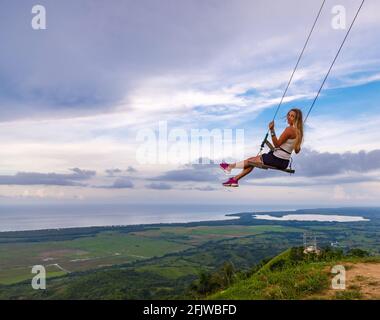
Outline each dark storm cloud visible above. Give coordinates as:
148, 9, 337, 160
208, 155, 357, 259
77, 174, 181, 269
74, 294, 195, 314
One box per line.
149, 149, 380, 185
0, 0, 331, 120
109, 178, 134, 189
92, 177, 135, 189
245, 148, 380, 180
294, 149, 380, 177
150, 168, 218, 182
105, 168, 123, 177
248, 174, 380, 187
148, 157, 218, 182
126, 166, 137, 173
0, 168, 95, 186
145, 182, 172, 190
245, 148, 380, 185
105, 167, 137, 177
192, 185, 218, 191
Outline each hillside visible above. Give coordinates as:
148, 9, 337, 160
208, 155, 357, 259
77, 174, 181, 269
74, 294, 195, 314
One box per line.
0, 206, 379, 300
208, 247, 380, 300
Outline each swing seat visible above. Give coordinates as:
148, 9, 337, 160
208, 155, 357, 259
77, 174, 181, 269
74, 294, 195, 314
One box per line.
248, 161, 295, 174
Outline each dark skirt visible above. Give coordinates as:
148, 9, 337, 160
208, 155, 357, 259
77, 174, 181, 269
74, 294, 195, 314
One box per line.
261, 151, 289, 170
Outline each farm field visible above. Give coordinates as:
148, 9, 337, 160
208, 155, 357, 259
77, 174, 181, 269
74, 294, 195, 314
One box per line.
0, 224, 304, 285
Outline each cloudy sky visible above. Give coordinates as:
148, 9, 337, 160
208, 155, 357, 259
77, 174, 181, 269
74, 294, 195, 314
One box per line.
0, 0, 379, 208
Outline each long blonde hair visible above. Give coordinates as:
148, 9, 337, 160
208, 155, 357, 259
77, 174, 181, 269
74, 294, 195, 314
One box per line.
288, 108, 303, 154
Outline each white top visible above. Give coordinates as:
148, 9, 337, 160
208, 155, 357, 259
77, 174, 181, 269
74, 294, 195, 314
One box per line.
273, 138, 296, 160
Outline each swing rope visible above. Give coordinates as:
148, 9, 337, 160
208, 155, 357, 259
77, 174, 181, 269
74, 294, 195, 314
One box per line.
259, 0, 365, 153
271, 0, 326, 123
303, 0, 365, 124
258, 0, 326, 154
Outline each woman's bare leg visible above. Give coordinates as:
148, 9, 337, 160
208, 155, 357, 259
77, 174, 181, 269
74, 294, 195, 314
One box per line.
232, 155, 263, 181
228, 160, 249, 170
234, 166, 254, 181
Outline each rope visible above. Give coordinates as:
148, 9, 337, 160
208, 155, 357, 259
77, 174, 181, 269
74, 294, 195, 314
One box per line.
304, 0, 365, 124
260, 0, 365, 155
259, 0, 326, 153
272, 0, 326, 122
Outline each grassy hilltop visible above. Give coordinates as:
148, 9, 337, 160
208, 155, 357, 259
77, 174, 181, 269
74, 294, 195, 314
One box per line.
206, 247, 380, 300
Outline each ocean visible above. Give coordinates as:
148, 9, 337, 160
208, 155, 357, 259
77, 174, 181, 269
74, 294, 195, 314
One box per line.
1, 203, 371, 232
0, 203, 285, 232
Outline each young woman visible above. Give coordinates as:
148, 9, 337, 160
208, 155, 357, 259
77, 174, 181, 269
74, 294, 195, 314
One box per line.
220, 108, 304, 187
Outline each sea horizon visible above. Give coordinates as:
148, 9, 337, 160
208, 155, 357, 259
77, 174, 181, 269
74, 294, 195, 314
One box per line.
0, 203, 377, 233
0, 203, 294, 232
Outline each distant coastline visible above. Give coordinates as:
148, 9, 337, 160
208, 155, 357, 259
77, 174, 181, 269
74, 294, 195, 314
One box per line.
0, 206, 377, 234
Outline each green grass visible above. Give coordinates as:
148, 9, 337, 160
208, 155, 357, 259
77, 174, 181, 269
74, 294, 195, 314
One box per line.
0, 265, 67, 285
210, 263, 330, 300
208, 250, 380, 300
334, 289, 362, 300
0, 225, 304, 285
135, 265, 201, 279
209, 249, 330, 300
0, 231, 192, 285
135, 225, 304, 239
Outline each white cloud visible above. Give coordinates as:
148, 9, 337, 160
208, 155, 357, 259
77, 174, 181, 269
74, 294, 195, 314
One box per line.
305, 114, 380, 152
1, 0, 380, 205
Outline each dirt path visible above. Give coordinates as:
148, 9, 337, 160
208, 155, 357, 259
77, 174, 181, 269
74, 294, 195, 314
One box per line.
310, 262, 380, 300
344, 263, 380, 299
47, 263, 71, 274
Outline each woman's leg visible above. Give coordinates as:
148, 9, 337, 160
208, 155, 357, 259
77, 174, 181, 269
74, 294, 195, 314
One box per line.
234, 166, 254, 181
232, 155, 263, 181
229, 160, 249, 170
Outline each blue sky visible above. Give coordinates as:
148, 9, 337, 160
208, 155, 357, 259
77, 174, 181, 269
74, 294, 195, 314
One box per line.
0, 0, 380, 208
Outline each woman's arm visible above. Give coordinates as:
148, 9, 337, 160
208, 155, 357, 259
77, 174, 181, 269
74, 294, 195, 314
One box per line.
268, 122, 295, 148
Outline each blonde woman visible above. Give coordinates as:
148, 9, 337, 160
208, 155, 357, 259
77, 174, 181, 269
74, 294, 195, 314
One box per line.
220, 108, 304, 187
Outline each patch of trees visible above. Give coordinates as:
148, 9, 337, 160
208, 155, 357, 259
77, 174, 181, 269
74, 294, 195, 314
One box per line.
187, 262, 237, 298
